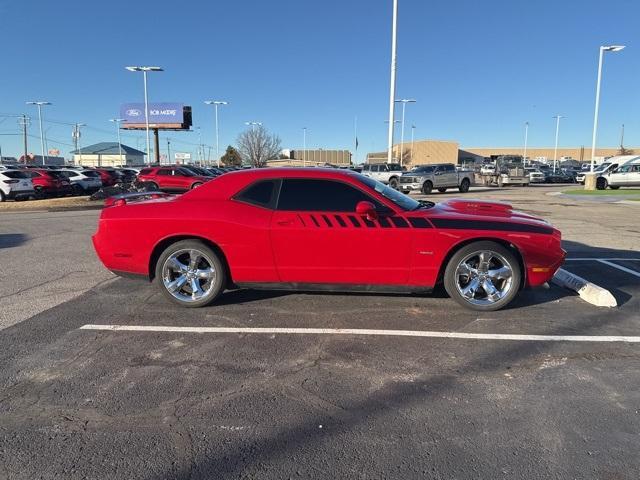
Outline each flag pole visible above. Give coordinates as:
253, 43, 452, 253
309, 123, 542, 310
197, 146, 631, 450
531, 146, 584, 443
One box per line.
353, 116, 358, 165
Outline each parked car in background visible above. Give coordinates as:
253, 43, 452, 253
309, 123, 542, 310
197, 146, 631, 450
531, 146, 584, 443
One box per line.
23, 169, 72, 197
137, 166, 211, 192
90, 168, 121, 187
180, 165, 215, 178
525, 167, 546, 183
58, 169, 103, 194
0, 170, 34, 201
92, 168, 565, 312
598, 162, 640, 189
361, 163, 405, 189
544, 169, 576, 183
400, 163, 474, 194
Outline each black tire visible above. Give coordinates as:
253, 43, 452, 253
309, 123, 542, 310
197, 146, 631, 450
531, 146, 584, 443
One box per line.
155, 239, 226, 308
191, 182, 203, 189
437, 188, 447, 193
609, 185, 620, 190
388, 177, 399, 190
422, 181, 433, 195
443, 241, 522, 312
34, 186, 45, 199
459, 178, 470, 193
596, 177, 607, 190
72, 184, 84, 196
145, 182, 159, 191
0, 190, 5, 202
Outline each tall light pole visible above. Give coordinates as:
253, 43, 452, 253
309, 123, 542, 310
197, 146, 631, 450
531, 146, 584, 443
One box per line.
109, 118, 125, 164
26, 101, 51, 165
302, 127, 307, 167
205, 100, 228, 167
245, 121, 262, 131
590, 45, 625, 172
126, 66, 163, 165
410, 124, 416, 164
552, 115, 563, 174
386, 0, 398, 164
395, 98, 416, 166
523, 121, 529, 166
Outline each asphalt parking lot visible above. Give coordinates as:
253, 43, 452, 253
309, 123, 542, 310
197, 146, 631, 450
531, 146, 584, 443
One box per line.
1, 184, 639, 479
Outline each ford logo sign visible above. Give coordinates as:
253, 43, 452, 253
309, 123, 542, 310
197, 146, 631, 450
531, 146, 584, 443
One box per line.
126, 109, 142, 117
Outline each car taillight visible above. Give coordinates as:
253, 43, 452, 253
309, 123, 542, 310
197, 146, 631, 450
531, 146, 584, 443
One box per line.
2, 179, 20, 184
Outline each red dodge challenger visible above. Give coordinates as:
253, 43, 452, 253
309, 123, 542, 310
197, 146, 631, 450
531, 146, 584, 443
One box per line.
92, 168, 565, 311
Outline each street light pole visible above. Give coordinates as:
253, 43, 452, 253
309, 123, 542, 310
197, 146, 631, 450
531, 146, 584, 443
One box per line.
245, 121, 261, 132
109, 118, 125, 164
410, 124, 416, 164
395, 99, 416, 166
204, 100, 228, 167
590, 45, 625, 173
26, 101, 51, 165
523, 121, 529, 167
126, 66, 163, 165
303, 127, 307, 167
73, 123, 86, 166
386, 0, 398, 164
552, 115, 563, 174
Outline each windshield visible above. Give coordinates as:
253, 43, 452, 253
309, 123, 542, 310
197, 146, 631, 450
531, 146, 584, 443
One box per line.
595, 162, 611, 172
409, 165, 434, 174
355, 174, 429, 211
177, 167, 195, 177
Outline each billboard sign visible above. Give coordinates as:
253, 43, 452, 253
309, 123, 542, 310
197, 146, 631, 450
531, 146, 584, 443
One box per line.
175, 152, 191, 161
120, 102, 184, 125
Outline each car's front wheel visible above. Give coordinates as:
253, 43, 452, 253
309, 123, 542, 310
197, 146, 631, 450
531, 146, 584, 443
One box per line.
444, 241, 521, 311
155, 240, 225, 308
422, 181, 433, 194
596, 177, 607, 190
459, 178, 470, 193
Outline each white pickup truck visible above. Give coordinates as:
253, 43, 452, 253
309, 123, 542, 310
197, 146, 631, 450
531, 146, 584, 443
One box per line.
598, 161, 640, 189
360, 163, 405, 189
399, 163, 474, 194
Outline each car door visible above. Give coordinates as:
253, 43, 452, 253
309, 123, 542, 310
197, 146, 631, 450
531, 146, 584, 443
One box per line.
155, 168, 174, 189
270, 178, 413, 285
630, 165, 640, 186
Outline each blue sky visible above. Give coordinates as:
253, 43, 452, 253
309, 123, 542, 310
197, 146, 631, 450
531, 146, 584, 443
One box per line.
0, 0, 638, 162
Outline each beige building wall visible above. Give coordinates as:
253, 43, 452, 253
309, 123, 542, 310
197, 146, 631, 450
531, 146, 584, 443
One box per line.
367, 140, 459, 166
74, 154, 141, 167
285, 149, 351, 166
464, 147, 637, 161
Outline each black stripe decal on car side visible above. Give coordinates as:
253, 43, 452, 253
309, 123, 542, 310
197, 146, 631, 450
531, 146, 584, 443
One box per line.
430, 218, 553, 235
334, 215, 347, 227
348, 215, 361, 228
310, 215, 320, 227
408, 217, 432, 228
378, 217, 391, 228
321, 214, 333, 227
390, 217, 409, 228
362, 218, 375, 228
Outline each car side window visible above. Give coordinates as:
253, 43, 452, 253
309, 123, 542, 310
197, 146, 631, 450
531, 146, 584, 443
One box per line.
277, 179, 382, 212
140, 168, 152, 175
445, 165, 455, 172
157, 169, 171, 176
234, 180, 278, 209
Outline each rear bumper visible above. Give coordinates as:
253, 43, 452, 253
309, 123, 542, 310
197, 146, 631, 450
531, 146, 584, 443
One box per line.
5, 189, 35, 199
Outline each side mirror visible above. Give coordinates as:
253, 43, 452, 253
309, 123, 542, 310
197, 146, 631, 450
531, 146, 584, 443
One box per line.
356, 201, 378, 221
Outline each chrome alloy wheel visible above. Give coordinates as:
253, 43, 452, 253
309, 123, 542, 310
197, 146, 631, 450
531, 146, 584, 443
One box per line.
454, 251, 514, 306
161, 248, 217, 303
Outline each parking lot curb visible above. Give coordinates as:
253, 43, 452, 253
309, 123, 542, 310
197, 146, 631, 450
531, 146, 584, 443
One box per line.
552, 268, 617, 308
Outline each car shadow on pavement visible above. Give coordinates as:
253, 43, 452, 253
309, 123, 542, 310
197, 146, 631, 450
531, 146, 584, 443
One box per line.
144, 284, 634, 480
0, 233, 28, 250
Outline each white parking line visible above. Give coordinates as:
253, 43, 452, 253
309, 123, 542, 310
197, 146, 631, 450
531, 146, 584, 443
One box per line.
566, 258, 640, 261
597, 259, 640, 279
80, 324, 640, 343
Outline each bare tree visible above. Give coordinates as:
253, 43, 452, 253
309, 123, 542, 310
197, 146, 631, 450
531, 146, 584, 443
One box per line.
237, 125, 282, 167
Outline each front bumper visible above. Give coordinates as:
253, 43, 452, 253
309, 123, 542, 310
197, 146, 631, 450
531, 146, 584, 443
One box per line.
399, 182, 422, 192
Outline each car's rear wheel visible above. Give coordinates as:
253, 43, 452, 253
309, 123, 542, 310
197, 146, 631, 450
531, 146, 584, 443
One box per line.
459, 178, 470, 193
444, 241, 521, 311
596, 177, 607, 190
422, 181, 433, 194
72, 184, 84, 196
155, 240, 225, 308
389, 177, 399, 190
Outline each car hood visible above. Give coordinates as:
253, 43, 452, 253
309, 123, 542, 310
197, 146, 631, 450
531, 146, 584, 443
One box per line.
422, 199, 553, 229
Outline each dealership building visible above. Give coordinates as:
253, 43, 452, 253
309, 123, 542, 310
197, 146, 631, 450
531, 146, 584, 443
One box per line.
367, 140, 637, 166
71, 142, 145, 167
268, 149, 352, 167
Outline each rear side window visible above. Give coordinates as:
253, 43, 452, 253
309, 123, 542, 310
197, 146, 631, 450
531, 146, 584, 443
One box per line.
82, 170, 100, 178
157, 169, 172, 176
139, 168, 152, 175
277, 179, 380, 212
3, 171, 30, 179
235, 180, 278, 209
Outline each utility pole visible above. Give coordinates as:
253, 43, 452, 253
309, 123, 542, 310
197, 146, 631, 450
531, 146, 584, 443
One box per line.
386, 0, 398, 164
167, 138, 171, 164
19, 115, 29, 163
620, 123, 625, 151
